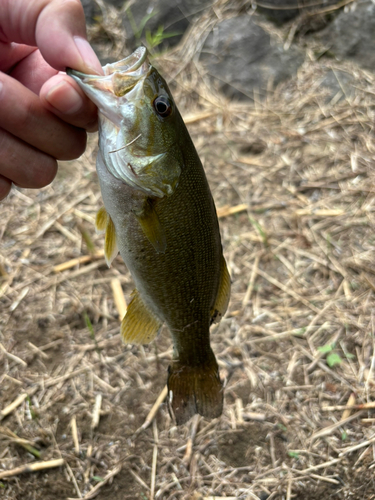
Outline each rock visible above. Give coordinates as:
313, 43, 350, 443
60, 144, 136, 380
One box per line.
200, 16, 305, 100
120, 0, 213, 51
255, 0, 302, 23
255, 0, 339, 24
81, 0, 100, 25
316, 0, 375, 72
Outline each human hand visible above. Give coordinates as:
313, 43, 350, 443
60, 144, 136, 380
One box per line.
0, 0, 103, 200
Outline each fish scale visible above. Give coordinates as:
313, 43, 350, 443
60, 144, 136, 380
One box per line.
68, 47, 230, 425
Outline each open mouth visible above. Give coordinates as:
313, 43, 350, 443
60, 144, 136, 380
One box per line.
67, 46, 150, 98
103, 46, 148, 76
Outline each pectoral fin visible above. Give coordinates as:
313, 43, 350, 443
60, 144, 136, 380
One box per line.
95, 206, 108, 234
104, 216, 119, 267
134, 198, 166, 254
96, 207, 119, 267
121, 289, 162, 345
210, 255, 231, 324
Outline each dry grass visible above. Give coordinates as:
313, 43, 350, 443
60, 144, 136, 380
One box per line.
1, 1, 375, 499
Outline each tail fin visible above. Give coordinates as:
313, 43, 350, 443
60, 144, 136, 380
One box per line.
167, 352, 223, 425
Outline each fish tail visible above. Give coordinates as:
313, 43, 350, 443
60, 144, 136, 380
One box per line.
167, 350, 223, 425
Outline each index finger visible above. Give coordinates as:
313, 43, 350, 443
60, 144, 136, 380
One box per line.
1, 0, 102, 74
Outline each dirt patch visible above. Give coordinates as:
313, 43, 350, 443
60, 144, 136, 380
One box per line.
216, 425, 272, 467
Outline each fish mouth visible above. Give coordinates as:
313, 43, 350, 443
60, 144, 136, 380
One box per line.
67, 46, 150, 106
102, 46, 148, 76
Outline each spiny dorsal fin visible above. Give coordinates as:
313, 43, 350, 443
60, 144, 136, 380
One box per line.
134, 198, 166, 254
104, 215, 119, 267
210, 255, 231, 324
95, 206, 108, 234
121, 289, 162, 345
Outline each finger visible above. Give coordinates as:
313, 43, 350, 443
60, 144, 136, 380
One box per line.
2, 0, 102, 74
40, 74, 98, 132
0, 72, 87, 161
0, 41, 36, 72
10, 49, 57, 94
0, 175, 12, 201
0, 128, 57, 189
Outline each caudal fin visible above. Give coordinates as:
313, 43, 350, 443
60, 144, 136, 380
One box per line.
167, 352, 223, 425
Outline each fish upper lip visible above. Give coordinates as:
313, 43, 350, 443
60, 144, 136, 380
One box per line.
103, 46, 148, 75
67, 46, 148, 82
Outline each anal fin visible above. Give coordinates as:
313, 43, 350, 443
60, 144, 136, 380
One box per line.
134, 198, 166, 254
167, 350, 223, 425
121, 289, 162, 345
211, 255, 231, 324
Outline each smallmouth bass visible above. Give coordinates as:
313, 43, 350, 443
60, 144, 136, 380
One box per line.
68, 47, 230, 425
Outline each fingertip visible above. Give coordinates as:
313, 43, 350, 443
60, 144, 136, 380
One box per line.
74, 37, 103, 75
0, 176, 12, 201
59, 130, 87, 161
40, 76, 98, 132
37, 158, 58, 187
36, 0, 103, 75
20, 156, 58, 189
42, 75, 84, 115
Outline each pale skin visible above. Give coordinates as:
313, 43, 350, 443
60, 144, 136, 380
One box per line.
0, 0, 104, 200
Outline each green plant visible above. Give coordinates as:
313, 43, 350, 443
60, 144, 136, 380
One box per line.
26, 395, 38, 421
84, 312, 101, 359
248, 214, 268, 247
145, 26, 180, 52
317, 343, 342, 367
126, 7, 155, 42
126, 7, 179, 55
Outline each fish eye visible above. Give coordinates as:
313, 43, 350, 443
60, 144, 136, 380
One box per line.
153, 96, 172, 117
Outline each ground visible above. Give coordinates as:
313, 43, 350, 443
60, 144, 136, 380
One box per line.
1, 2, 375, 500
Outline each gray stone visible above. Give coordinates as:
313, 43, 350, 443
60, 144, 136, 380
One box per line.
255, 0, 340, 24
200, 16, 305, 100
255, 0, 302, 23
316, 0, 375, 72
81, 0, 100, 25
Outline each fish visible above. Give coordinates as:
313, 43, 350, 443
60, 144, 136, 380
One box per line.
67, 47, 230, 425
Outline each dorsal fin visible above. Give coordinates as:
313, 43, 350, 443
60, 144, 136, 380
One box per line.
121, 289, 162, 345
210, 255, 231, 325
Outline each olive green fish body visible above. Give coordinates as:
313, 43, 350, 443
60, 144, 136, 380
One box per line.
98, 140, 220, 338
68, 48, 230, 424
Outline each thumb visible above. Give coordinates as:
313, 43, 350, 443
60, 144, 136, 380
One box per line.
1, 0, 102, 74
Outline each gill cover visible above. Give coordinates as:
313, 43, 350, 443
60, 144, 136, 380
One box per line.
67, 47, 182, 198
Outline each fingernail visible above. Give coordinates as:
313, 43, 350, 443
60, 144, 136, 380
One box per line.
74, 37, 103, 74
46, 81, 83, 114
